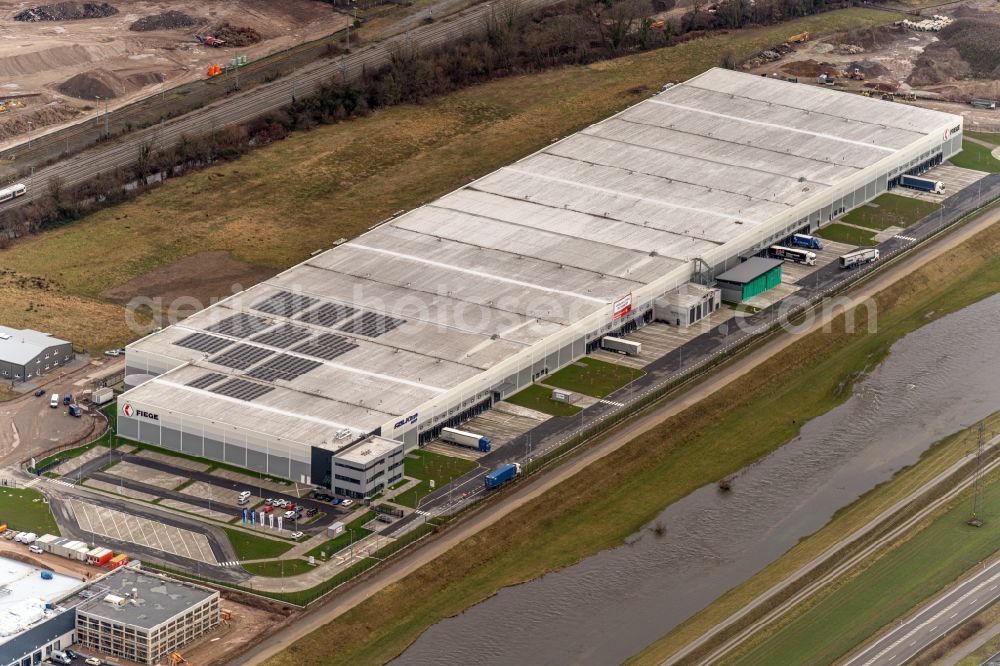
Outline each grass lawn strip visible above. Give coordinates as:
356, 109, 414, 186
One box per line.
816, 223, 878, 247
0, 489, 60, 536
729, 471, 1000, 665
242, 559, 316, 577
305, 511, 377, 561
950, 139, 1000, 173
395, 451, 478, 509
543, 357, 644, 399
505, 383, 583, 417
965, 130, 1000, 146
223, 527, 293, 561
260, 128, 1000, 666
840, 193, 942, 231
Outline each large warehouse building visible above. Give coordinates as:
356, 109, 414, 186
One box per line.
119, 68, 963, 490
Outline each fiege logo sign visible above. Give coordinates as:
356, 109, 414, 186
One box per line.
122, 403, 159, 420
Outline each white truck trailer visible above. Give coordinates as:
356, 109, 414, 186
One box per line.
601, 336, 641, 356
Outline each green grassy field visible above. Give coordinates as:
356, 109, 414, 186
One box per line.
731, 472, 1000, 666
817, 223, 878, 246
544, 357, 644, 399
223, 527, 294, 560
964, 130, 1000, 146
241, 558, 316, 577
506, 383, 584, 417
0, 489, 59, 535
841, 193, 941, 231
262, 138, 1000, 666
0, 8, 898, 352
305, 511, 376, 561
951, 139, 1000, 172
395, 451, 478, 509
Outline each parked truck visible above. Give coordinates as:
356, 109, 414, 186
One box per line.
790, 233, 823, 250
484, 463, 521, 490
899, 175, 945, 194
62, 393, 72, 405
601, 336, 641, 356
68, 405, 82, 417
440, 427, 491, 452
839, 248, 880, 269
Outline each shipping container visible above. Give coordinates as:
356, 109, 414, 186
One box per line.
108, 553, 129, 569
601, 336, 641, 356
86, 547, 113, 566
92, 387, 114, 405
440, 427, 491, 452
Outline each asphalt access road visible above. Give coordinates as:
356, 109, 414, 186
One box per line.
843, 554, 1000, 666
416, 174, 1000, 514
66, 451, 342, 530
46, 482, 249, 584
0, 0, 560, 210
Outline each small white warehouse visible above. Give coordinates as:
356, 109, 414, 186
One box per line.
119, 68, 963, 487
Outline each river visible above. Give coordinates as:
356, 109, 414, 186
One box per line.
392, 292, 1000, 666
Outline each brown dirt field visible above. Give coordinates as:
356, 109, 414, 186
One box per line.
0, 0, 350, 147
179, 595, 289, 666
99, 250, 275, 315
0, 284, 133, 352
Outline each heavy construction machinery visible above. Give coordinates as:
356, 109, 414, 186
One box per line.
169, 653, 190, 665
196, 34, 226, 47
846, 67, 865, 81
787, 31, 810, 43
206, 64, 223, 77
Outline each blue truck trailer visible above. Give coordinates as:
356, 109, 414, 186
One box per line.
790, 233, 823, 250
484, 463, 521, 490
899, 174, 945, 194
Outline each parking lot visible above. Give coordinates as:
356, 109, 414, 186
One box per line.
68, 498, 217, 564
893, 164, 988, 203
105, 461, 186, 491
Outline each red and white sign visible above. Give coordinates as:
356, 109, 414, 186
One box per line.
612, 292, 633, 320
122, 403, 133, 417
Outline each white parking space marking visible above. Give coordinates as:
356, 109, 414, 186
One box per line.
67, 499, 218, 565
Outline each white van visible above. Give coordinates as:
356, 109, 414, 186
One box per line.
20, 533, 36, 545
49, 393, 59, 408
51, 651, 72, 665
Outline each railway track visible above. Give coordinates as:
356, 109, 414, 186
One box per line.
0, 0, 560, 213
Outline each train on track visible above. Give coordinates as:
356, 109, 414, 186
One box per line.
0, 183, 26, 203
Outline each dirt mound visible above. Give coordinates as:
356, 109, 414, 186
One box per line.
14, 2, 117, 21
210, 22, 262, 47
56, 68, 165, 100
907, 42, 970, 86
833, 24, 906, 50
780, 59, 838, 77
939, 19, 1000, 77
0, 103, 80, 141
129, 10, 197, 32
847, 60, 889, 78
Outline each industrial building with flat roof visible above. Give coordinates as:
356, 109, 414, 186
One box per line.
0, 327, 73, 384
75, 567, 219, 665
119, 68, 963, 488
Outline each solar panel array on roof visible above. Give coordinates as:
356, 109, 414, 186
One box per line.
186, 373, 227, 389
210, 378, 274, 402
338, 312, 406, 338
251, 323, 312, 348
251, 291, 319, 317
205, 313, 271, 337
292, 333, 358, 361
296, 302, 359, 328
174, 332, 233, 354
246, 354, 323, 382
209, 344, 274, 370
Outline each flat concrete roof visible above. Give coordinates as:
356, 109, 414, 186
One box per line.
332, 436, 402, 465
0, 556, 79, 645
124, 68, 959, 447
715, 257, 784, 284
76, 568, 216, 630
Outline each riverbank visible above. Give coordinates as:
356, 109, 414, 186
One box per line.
261, 172, 1000, 666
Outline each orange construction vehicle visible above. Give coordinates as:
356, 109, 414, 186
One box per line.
787, 31, 810, 44
206, 64, 223, 77
846, 67, 866, 81
650, 18, 665, 30
196, 34, 226, 47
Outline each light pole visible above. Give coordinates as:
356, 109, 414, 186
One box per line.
26, 122, 31, 150
104, 97, 109, 139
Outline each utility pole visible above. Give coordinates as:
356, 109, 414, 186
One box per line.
968, 420, 986, 528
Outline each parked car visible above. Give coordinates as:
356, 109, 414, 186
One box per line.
262, 505, 273, 513
286, 502, 296, 511
341, 499, 354, 508
238, 490, 251, 499
4, 531, 15, 540
78, 590, 95, 599
264, 498, 274, 506
282, 510, 296, 520
28, 544, 43, 554
306, 507, 318, 517
34, 388, 45, 397
85, 658, 103, 666
274, 499, 287, 508
64, 649, 80, 660
290, 531, 303, 539
330, 498, 342, 505
103, 349, 120, 357
237, 497, 249, 506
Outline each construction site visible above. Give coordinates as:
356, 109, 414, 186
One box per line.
0, 0, 349, 145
